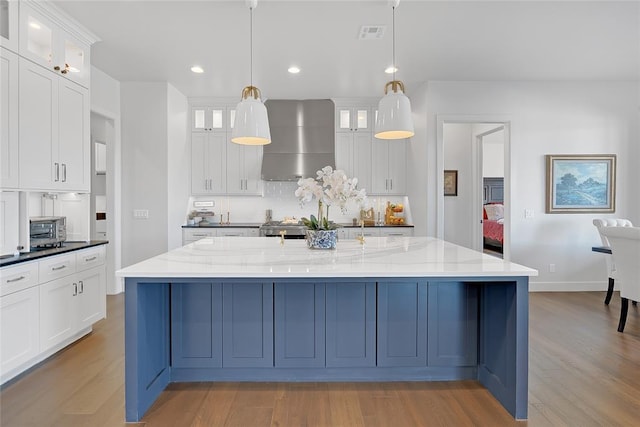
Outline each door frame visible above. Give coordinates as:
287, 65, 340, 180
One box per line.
436, 115, 512, 261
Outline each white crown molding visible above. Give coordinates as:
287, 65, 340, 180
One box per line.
24, 0, 101, 46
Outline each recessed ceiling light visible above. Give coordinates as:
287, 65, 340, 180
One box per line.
385, 66, 398, 74
191, 66, 204, 74
288, 66, 301, 74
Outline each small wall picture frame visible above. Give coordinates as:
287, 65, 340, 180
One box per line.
444, 170, 458, 197
545, 154, 616, 213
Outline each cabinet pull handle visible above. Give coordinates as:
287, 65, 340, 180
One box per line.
85, 256, 97, 262
73, 283, 78, 296
79, 280, 84, 294
62, 164, 67, 182
6, 275, 25, 283
51, 265, 67, 271
385, 179, 388, 190
390, 179, 393, 190
54, 65, 61, 71
55, 163, 60, 181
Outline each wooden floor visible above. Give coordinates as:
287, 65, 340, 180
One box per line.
2, 291, 640, 426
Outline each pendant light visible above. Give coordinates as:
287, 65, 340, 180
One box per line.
374, 0, 414, 140
231, 0, 271, 145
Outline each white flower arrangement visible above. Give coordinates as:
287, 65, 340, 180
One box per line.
295, 166, 367, 230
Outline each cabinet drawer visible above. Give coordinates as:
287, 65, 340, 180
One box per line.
76, 246, 106, 272
0, 261, 39, 297
38, 253, 76, 283
183, 229, 216, 241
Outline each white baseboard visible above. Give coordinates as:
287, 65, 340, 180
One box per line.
529, 281, 616, 292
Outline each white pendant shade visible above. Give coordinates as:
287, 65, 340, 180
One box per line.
231, 88, 271, 146
375, 84, 414, 140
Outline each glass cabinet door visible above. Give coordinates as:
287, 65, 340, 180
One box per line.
336, 106, 371, 132
0, 0, 18, 52
191, 106, 227, 132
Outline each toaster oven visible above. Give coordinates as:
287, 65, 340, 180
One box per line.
30, 216, 67, 248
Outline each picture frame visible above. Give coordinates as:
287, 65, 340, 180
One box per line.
444, 170, 458, 197
545, 154, 616, 213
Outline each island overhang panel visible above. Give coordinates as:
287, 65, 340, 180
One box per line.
118, 237, 537, 422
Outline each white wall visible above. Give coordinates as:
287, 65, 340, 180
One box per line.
167, 84, 189, 250
121, 83, 169, 267
482, 131, 504, 178
90, 66, 122, 294
443, 123, 474, 248
413, 80, 639, 291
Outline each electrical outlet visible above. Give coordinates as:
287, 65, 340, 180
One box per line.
133, 209, 149, 219
524, 209, 534, 219
549, 264, 556, 273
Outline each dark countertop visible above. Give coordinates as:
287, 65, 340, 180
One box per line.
182, 223, 262, 228
0, 240, 109, 268
182, 223, 413, 229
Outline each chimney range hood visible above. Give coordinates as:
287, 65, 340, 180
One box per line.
261, 99, 335, 181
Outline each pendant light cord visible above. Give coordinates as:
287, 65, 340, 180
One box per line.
250, 7, 253, 87
392, 5, 396, 81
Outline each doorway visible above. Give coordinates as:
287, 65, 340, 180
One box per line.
436, 116, 511, 261
90, 111, 122, 294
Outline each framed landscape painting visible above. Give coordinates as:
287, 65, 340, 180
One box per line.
545, 154, 616, 213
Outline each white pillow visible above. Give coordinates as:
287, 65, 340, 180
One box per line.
484, 204, 504, 221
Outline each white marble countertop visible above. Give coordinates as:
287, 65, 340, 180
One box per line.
117, 237, 537, 279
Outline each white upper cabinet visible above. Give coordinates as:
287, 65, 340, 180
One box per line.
1, 47, 18, 189
19, 2, 91, 88
335, 105, 373, 133
226, 140, 263, 195
371, 139, 407, 195
19, 58, 89, 192
191, 132, 227, 195
335, 132, 372, 193
0, 0, 19, 52
191, 105, 235, 132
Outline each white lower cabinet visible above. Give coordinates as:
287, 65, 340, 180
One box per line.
346, 227, 414, 239
0, 286, 39, 375
40, 275, 76, 351
0, 245, 106, 384
182, 227, 259, 244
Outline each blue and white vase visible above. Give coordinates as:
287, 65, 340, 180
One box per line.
306, 229, 338, 249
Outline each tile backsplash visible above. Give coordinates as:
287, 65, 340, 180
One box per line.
188, 182, 411, 225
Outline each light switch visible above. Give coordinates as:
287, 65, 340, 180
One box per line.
133, 209, 149, 219
524, 209, 534, 219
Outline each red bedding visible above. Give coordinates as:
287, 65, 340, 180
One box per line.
483, 219, 504, 244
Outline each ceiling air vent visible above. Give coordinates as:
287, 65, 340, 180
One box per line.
359, 26, 386, 40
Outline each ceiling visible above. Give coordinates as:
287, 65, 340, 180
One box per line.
53, 0, 640, 99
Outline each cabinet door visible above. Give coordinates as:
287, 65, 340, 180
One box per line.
19, 4, 55, 70
427, 282, 478, 367
370, 140, 388, 194
191, 106, 226, 132
387, 139, 407, 194
222, 282, 273, 367
76, 266, 106, 330
40, 276, 76, 351
347, 228, 379, 239
225, 140, 244, 194
377, 281, 427, 367
274, 282, 325, 368
242, 145, 263, 194
191, 133, 208, 194
58, 78, 89, 191
380, 228, 413, 237
0, 0, 19, 52
206, 133, 227, 194
326, 282, 376, 367
19, 58, 58, 190
352, 132, 372, 192
335, 132, 354, 174
1, 286, 39, 375
59, 31, 90, 88
0, 191, 19, 257
1, 47, 18, 188
171, 283, 222, 368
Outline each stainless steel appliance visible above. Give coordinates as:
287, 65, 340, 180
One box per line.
261, 99, 335, 181
259, 221, 307, 239
30, 216, 67, 248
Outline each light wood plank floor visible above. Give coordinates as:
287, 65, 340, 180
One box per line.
2, 291, 640, 426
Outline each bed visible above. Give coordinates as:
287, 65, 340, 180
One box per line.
483, 203, 504, 253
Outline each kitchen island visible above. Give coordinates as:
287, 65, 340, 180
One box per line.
117, 236, 537, 422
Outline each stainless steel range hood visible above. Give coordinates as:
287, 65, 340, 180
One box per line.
261, 99, 335, 181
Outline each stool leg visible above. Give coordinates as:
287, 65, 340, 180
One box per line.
604, 277, 614, 305
618, 297, 629, 333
